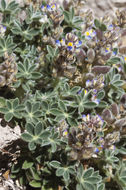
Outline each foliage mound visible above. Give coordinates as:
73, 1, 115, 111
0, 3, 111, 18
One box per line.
1, 0, 126, 189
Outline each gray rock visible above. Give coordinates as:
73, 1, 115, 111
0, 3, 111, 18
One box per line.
0, 123, 21, 149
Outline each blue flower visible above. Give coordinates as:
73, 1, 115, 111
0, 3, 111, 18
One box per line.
112, 51, 117, 56
56, 40, 61, 46
77, 90, 82, 94
60, 38, 65, 46
75, 40, 82, 48
51, 4, 56, 11
94, 148, 99, 153
93, 89, 97, 94
41, 5, 45, 11
67, 46, 73, 51
82, 114, 86, 118
95, 145, 104, 153
47, 4, 51, 11
105, 47, 111, 53
67, 42, 74, 51
0, 25, 6, 34
85, 29, 96, 40
108, 24, 113, 30
86, 80, 92, 87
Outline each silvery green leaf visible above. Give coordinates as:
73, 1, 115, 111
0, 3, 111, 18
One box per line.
49, 161, 61, 168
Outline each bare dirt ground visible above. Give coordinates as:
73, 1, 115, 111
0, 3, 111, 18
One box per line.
84, 0, 126, 17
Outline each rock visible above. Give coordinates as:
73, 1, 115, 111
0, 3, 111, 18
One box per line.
83, 0, 126, 17
0, 123, 21, 149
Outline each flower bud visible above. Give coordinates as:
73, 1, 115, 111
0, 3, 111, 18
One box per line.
111, 103, 119, 116
115, 118, 126, 128
120, 93, 126, 105
0, 75, 6, 87
92, 66, 111, 74
87, 48, 95, 63
66, 33, 78, 43
102, 109, 115, 124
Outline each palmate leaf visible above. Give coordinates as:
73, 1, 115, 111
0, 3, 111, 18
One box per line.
76, 165, 102, 190
13, 112, 22, 119
26, 123, 34, 135
84, 101, 97, 109
58, 100, 67, 112
49, 161, 61, 169
30, 167, 41, 181
31, 72, 42, 79
0, 107, 8, 113
22, 160, 33, 169
13, 98, 19, 109
28, 142, 36, 151
1, 0, 6, 10
83, 168, 94, 178
50, 108, 63, 116
32, 102, 40, 113
63, 10, 70, 23
97, 90, 105, 100
6, 100, 12, 109
11, 21, 22, 35
0, 97, 6, 108
83, 182, 94, 190
63, 170, 70, 181
21, 133, 33, 142
94, 19, 101, 28
35, 122, 43, 136
97, 184, 105, 190
0, 0, 19, 13
47, 45, 55, 57
7, 1, 19, 11
4, 112, 13, 122
86, 177, 101, 184
26, 101, 32, 112
0, 36, 16, 57
76, 184, 83, 190
29, 180, 41, 188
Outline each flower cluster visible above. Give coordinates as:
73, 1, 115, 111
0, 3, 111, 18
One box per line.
91, 89, 100, 105
0, 53, 17, 87
68, 114, 105, 159
41, 4, 57, 12
57, 119, 68, 137
85, 74, 104, 90
113, 9, 126, 27
84, 28, 96, 40
40, 3, 64, 26
68, 113, 119, 160
80, 19, 120, 66
51, 33, 83, 78
56, 33, 82, 53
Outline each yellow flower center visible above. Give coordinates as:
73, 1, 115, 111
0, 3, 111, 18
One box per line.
84, 90, 87, 95
106, 47, 110, 51
67, 42, 73, 47
85, 31, 90, 36
51, 4, 55, 9
63, 130, 68, 136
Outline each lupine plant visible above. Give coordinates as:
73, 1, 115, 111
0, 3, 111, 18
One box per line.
1, 0, 126, 190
